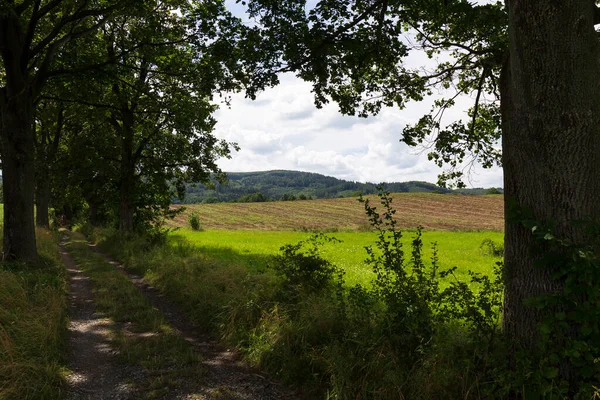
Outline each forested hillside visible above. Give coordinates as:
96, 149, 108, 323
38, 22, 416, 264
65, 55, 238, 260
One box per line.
179, 170, 502, 203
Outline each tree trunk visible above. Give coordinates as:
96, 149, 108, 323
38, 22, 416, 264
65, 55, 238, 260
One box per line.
0, 94, 38, 261
35, 170, 51, 228
0, 13, 38, 261
502, 0, 600, 385
119, 177, 134, 234
89, 202, 99, 225
119, 112, 136, 235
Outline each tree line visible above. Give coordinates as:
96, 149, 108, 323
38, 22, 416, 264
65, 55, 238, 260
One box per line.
179, 170, 499, 204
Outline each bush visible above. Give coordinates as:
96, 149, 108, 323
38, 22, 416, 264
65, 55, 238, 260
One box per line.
188, 212, 201, 231
480, 238, 504, 257
270, 233, 343, 296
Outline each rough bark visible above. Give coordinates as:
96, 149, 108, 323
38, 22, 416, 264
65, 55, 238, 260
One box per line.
0, 12, 38, 260
89, 202, 99, 225
502, 0, 600, 384
0, 93, 38, 261
35, 104, 63, 229
119, 176, 135, 234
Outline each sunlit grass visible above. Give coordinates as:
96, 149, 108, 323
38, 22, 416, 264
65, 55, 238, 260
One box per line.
173, 229, 504, 287
89, 223, 506, 399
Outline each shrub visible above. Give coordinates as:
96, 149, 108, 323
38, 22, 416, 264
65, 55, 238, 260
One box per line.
270, 233, 343, 296
320, 188, 506, 398
188, 212, 201, 231
87, 187, 507, 399
480, 238, 504, 257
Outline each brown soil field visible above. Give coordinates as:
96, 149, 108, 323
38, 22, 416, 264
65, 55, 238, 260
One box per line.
169, 193, 504, 231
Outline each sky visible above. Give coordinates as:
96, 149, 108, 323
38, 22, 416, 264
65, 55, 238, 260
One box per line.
212, 1, 504, 188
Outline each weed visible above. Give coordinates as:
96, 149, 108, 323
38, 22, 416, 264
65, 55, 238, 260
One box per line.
270, 233, 342, 296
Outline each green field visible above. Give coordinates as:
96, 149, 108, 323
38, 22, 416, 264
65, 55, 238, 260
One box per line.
173, 229, 504, 287
168, 193, 505, 287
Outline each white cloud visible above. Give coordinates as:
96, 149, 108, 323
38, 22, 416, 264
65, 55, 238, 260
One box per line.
213, 72, 504, 189
215, 0, 504, 188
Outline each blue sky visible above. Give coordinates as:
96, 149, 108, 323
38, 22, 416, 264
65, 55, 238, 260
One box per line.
213, 1, 504, 187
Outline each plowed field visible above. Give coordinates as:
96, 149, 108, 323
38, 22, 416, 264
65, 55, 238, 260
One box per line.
170, 193, 504, 231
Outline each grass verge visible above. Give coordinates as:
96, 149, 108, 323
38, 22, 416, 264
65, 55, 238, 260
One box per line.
0, 229, 68, 400
64, 232, 204, 399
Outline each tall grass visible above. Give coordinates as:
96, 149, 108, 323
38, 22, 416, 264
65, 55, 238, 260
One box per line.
83, 222, 506, 399
0, 229, 68, 400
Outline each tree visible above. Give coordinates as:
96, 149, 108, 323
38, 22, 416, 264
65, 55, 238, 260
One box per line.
500, 2, 600, 390
45, 1, 245, 234
238, 0, 600, 390
34, 96, 66, 228
1, 1, 253, 252
0, 1, 134, 260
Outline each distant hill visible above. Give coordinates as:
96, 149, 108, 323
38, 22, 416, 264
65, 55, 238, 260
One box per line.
178, 170, 502, 204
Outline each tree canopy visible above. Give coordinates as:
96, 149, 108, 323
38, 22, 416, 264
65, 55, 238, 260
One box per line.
0, 0, 255, 249
236, 0, 506, 187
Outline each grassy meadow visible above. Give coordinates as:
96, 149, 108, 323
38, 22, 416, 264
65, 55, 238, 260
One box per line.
173, 229, 504, 287
168, 193, 505, 286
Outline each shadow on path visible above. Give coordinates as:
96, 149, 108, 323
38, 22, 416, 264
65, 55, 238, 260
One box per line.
62, 238, 145, 400
86, 241, 303, 400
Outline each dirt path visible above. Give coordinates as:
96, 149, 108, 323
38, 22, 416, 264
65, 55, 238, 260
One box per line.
86, 242, 301, 400
63, 233, 302, 399
62, 238, 145, 399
